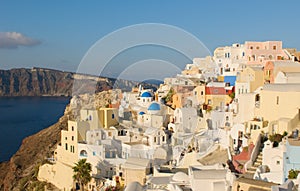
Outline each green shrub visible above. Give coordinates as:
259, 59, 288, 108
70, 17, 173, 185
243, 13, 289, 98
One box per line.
288, 169, 299, 179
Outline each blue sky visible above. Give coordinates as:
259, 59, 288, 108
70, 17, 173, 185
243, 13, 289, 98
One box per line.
1, 0, 300, 78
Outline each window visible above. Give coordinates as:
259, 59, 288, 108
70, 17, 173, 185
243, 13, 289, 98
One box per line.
255, 94, 260, 102
72, 136, 74, 141
250, 46, 253, 50
112, 114, 115, 119
71, 126, 74, 131
256, 46, 259, 50
70, 146, 75, 153
162, 136, 165, 142
269, 55, 273, 60
65, 143, 68, 150
93, 151, 96, 156
273, 45, 277, 50
194, 91, 197, 95
276, 161, 280, 165
154, 137, 157, 143
89, 115, 92, 121
65, 137, 67, 140
276, 96, 279, 105
208, 99, 212, 105
201, 91, 204, 95
80, 150, 88, 157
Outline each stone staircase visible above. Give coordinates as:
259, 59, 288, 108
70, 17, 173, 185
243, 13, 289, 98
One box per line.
245, 151, 263, 178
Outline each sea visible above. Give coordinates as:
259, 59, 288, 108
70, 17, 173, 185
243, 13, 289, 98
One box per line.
0, 97, 70, 162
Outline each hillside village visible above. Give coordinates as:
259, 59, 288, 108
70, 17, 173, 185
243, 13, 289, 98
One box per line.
38, 41, 300, 191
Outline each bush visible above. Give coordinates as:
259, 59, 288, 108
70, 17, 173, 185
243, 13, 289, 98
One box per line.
229, 92, 235, 99
269, 134, 283, 143
165, 88, 175, 102
288, 169, 299, 179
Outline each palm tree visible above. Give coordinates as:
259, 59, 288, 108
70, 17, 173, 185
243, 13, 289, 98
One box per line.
73, 159, 92, 191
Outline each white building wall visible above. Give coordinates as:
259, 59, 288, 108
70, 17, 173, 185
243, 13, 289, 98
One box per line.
234, 93, 256, 124
235, 82, 250, 96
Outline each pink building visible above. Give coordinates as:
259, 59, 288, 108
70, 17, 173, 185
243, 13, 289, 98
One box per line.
245, 41, 290, 65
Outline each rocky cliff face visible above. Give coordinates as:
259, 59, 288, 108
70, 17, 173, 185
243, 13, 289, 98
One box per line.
0, 67, 157, 96
0, 68, 74, 96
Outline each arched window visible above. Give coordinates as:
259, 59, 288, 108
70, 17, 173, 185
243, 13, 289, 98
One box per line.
269, 55, 273, 60
80, 150, 88, 157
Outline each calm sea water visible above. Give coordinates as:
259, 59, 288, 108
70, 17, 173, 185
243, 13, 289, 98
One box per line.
0, 97, 70, 162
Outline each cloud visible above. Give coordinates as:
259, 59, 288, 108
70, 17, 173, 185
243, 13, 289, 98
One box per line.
0, 32, 41, 49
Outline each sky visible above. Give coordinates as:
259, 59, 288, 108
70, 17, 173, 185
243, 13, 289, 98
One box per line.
1, 0, 300, 80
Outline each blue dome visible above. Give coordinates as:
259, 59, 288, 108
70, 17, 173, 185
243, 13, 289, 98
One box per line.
139, 111, 145, 115
141, 92, 152, 97
148, 103, 160, 111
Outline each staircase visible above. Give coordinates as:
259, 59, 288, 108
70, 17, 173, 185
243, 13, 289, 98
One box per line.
245, 149, 263, 178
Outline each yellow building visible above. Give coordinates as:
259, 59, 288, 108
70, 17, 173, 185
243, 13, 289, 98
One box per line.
181, 64, 202, 76
98, 108, 119, 128
172, 93, 183, 109
255, 84, 300, 134
193, 85, 206, 105
38, 120, 90, 190
233, 177, 278, 191
205, 82, 233, 109
236, 66, 264, 94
